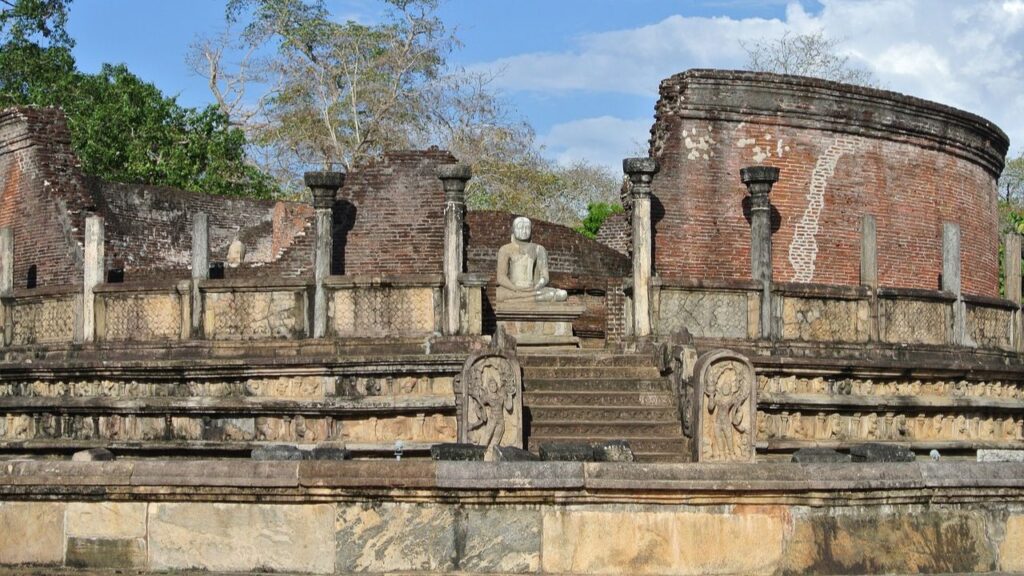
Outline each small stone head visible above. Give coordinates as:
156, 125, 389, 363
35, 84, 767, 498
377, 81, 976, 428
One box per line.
512, 216, 532, 242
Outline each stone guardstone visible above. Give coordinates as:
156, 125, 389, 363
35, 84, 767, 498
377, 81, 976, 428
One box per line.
850, 443, 916, 462
540, 442, 595, 462
977, 449, 1024, 462
71, 447, 115, 461
495, 302, 584, 349
594, 440, 635, 462
430, 443, 486, 461
792, 448, 852, 463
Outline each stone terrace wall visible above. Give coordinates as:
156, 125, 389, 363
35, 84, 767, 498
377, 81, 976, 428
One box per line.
650, 70, 1008, 298
332, 150, 457, 276
0, 107, 91, 288
2, 460, 1024, 574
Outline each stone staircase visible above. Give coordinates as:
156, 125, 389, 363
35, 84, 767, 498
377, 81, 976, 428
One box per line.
520, 351, 689, 462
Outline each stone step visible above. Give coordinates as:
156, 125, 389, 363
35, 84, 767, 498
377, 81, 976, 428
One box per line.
527, 435, 689, 455
524, 391, 678, 407
524, 378, 674, 393
518, 353, 657, 368
522, 366, 663, 380
529, 420, 684, 437
529, 406, 681, 422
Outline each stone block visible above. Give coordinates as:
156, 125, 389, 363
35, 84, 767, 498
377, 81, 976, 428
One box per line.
311, 444, 351, 460
431, 442, 485, 461
66, 538, 146, 570
978, 449, 1024, 462
437, 461, 584, 489
131, 460, 298, 487
850, 443, 916, 462
540, 442, 595, 462
780, 509, 995, 574
460, 506, 541, 573
542, 508, 784, 574
299, 460, 436, 488
252, 443, 305, 460
336, 502, 455, 572
493, 446, 539, 461
0, 502, 65, 565
71, 447, 114, 461
149, 502, 335, 573
1001, 515, 1024, 572
792, 448, 852, 463
67, 502, 146, 539
594, 440, 635, 462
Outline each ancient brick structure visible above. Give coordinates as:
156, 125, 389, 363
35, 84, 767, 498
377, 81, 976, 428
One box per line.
649, 70, 1008, 297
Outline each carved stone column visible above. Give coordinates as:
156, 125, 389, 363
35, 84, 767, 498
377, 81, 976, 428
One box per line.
624, 157, 659, 338
943, 222, 965, 346
740, 166, 780, 340
82, 215, 104, 343
305, 171, 345, 339
437, 163, 472, 336
1005, 232, 1022, 351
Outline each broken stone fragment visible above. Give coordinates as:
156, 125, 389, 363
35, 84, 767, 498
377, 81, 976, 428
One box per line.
71, 448, 114, 462
492, 446, 539, 462
430, 443, 485, 461
849, 443, 916, 462
539, 442, 595, 462
593, 440, 635, 462
791, 447, 852, 463
251, 444, 304, 461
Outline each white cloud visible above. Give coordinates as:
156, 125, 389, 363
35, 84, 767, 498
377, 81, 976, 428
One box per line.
478, 0, 1024, 161
539, 116, 651, 173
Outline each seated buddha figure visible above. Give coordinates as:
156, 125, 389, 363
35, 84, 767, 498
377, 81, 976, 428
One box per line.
495, 217, 568, 303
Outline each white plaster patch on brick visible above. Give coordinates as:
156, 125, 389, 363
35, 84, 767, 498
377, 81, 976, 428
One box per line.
788, 135, 865, 283
752, 146, 769, 163
736, 138, 756, 148
683, 124, 716, 160
776, 140, 788, 158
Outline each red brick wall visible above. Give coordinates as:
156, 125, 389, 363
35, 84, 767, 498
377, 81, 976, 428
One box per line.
0, 107, 91, 288
650, 70, 1008, 298
333, 150, 456, 275
594, 211, 630, 256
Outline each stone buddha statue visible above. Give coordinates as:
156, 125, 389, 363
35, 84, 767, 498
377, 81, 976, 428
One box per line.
496, 217, 568, 303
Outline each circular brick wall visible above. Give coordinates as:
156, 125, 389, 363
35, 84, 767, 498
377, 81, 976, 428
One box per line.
649, 70, 1009, 297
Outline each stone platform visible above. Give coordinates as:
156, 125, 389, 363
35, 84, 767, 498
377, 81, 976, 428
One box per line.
2, 459, 1024, 574
495, 302, 585, 349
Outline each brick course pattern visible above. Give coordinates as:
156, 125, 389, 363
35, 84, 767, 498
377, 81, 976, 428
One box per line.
649, 70, 1009, 298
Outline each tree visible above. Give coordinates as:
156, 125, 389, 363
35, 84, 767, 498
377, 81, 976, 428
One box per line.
575, 202, 624, 239
741, 30, 877, 87
0, 0, 278, 197
1000, 153, 1024, 206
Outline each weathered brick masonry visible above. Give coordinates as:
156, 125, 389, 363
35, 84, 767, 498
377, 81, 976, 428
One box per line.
650, 70, 1009, 298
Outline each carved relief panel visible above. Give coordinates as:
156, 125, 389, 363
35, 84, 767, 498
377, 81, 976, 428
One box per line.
457, 345, 523, 458
693, 349, 757, 463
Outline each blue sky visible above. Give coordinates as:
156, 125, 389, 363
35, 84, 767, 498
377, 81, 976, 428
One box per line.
67, 1, 1023, 172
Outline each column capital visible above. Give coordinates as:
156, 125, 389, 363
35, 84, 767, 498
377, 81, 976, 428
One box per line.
437, 163, 472, 203
623, 158, 660, 196
304, 171, 345, 210
740, 166, 780, 196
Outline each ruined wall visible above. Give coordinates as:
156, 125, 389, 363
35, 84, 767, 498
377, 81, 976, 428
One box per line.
0, 107, 92, 288
594, 210, 630, 256
333, 150, 456, 276
650, 70, 1008, 297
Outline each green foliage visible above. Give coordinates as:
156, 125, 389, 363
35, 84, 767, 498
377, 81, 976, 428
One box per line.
575, 202, 624, 239
0, 0, 277, 198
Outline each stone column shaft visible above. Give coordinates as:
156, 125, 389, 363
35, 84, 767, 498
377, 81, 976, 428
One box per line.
860, 214, 878, 289
437, 164, 472, 336
943, 223, 965, 345
305, 171, 345, 339
191, 213, 209, 338
624, 158, 660, 338
1005, 232, 1022, 350
740, 166, 780, 340
0, 227, 12, 296
82, 215, 105, 343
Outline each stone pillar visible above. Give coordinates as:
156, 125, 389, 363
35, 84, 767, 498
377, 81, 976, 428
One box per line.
623, 158, 659, 338
437, 164, 472, 336
0, 227, 12, 296
860, 215, 878, 289
740, 166, 780, 340
943, 223, 965, 345
305, 171, 345, 339
191, 213, 209, 338
82, 215, 104, 343
1005, 232, 1022, 350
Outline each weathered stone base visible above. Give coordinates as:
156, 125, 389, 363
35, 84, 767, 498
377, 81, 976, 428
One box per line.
496, 302, 584, 349
2, 460, 1024, 574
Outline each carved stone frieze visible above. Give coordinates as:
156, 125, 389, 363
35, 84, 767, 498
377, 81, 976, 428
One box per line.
204, 290, 305, 340
758, 375, 1024, 400
780, 297, 869, 343
693, 349, 756, 462
330, 287, 436, 337
10, 296, 77, 345
658, 290, 749, 339
757, 410, 1024, 444
100, 293, 182, 341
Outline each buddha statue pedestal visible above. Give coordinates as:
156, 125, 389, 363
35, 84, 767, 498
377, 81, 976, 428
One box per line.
495, 301, 584, 349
